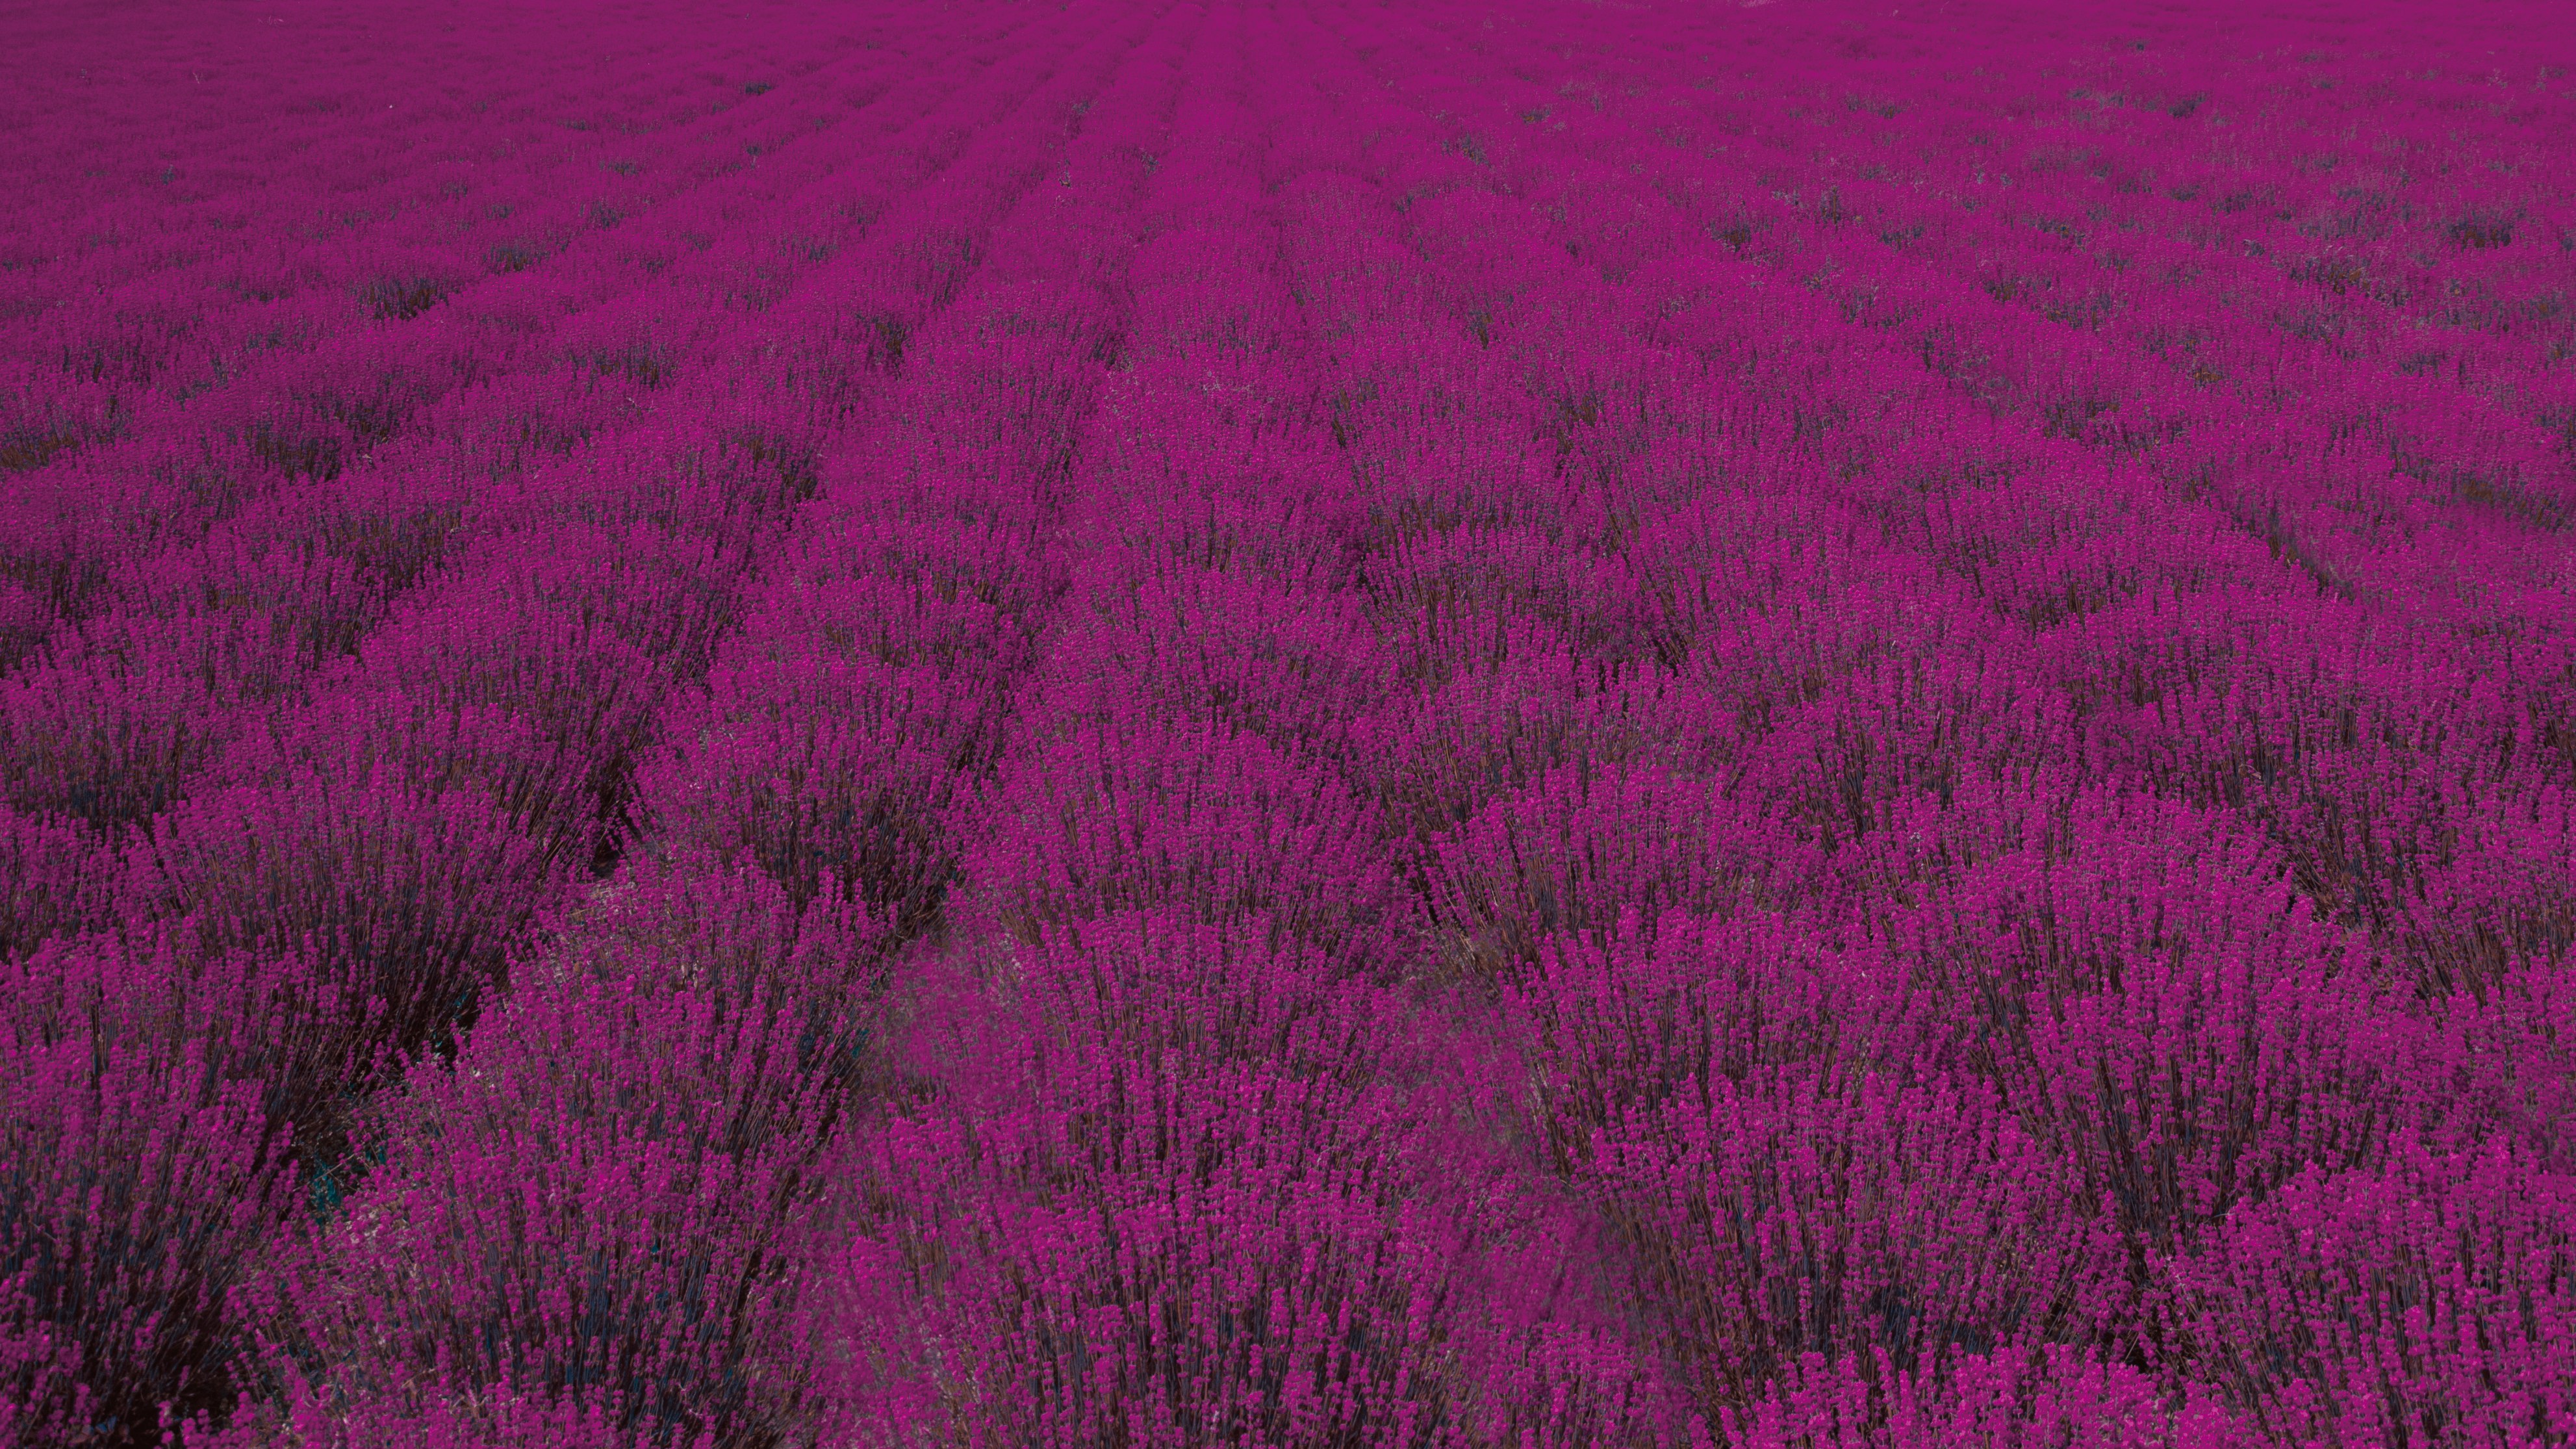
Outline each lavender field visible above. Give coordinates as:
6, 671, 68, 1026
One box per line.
3, 0, 2574, 1444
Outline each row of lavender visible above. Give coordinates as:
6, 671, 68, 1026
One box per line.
2, 0, 1159, 1440
1381, 4, 2573, 1444
1348, 3, 2576, 1444
6, 0, 2575, 1445
786, 0, 2575, 1444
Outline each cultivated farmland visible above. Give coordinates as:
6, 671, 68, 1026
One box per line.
3, 0, 2573, 1445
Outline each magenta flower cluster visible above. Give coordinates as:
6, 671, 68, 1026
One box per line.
3, 0, 2572, 1446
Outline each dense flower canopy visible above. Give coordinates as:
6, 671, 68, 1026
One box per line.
2, 0, 2572, 1445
